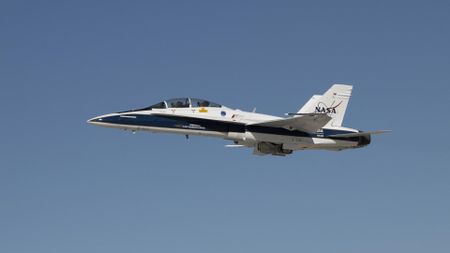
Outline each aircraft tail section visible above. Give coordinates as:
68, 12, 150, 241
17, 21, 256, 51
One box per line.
298, 84, 353, 127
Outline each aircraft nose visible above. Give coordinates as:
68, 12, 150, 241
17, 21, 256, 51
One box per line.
87, 116, 103, 124
87, 113, 118, 125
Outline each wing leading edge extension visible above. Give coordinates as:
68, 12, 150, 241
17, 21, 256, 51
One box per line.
247, 114, 332, 133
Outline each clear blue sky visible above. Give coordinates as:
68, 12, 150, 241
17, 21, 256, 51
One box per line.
1, 1, 449, 252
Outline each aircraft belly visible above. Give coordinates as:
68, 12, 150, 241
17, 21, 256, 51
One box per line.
302, 138, 359, 150
248, 132, 359, 151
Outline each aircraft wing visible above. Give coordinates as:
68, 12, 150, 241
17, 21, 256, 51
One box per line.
247, 114, 332, 133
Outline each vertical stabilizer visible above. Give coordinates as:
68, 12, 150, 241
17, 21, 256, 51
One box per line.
298, 84, 353, 127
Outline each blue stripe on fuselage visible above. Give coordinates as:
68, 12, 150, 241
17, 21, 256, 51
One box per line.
94, 114, 193, 130
322, 128, 357, 136
95, 114, 349, 138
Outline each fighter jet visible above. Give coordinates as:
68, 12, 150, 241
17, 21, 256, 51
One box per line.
87, 84, 388, 156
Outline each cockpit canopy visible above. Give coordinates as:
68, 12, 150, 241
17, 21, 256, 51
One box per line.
144, 98, 222, 110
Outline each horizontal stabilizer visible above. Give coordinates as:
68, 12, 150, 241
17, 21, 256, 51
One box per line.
328, 130, 391, 138
248, 114, 331, 133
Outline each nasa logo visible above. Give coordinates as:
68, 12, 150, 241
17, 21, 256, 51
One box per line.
221, 111, 226, 116
315, 101, 342, 114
